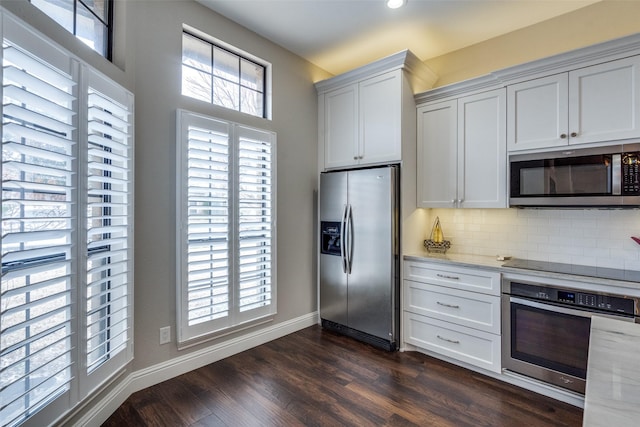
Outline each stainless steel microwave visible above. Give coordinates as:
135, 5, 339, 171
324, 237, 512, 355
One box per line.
509, 144, 640, 207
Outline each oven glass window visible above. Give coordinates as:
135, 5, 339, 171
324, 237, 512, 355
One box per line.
511, 302, 591, 379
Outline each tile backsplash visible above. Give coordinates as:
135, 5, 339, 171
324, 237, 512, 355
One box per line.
426, 208, 640, 270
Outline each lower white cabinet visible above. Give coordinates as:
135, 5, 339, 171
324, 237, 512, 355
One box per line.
404, 312, 501, 373
403, 260, 501, 373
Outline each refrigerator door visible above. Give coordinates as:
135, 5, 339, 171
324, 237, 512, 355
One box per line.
347, 166, 398, 342
319, 171, 348, 327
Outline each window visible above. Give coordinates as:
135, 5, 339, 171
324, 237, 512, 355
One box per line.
176, 110, 275, 344
29, 0, 113, 59
181, 32, 268, 119
0, 11, 133, 426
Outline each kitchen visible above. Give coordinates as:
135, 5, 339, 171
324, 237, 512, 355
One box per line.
1, 0, 640, 426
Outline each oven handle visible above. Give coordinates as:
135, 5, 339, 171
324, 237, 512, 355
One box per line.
509, 296, 636, 322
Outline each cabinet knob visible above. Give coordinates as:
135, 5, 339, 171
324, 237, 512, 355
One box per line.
359, 156, 364, 159
560, 134, 567, 139
353, 156, 358, 160
570, 132, 578, 137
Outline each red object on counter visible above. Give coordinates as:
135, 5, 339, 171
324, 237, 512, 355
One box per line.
632, 236, 640, 245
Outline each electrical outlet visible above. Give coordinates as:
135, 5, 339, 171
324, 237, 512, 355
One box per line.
159, 326, 171, 345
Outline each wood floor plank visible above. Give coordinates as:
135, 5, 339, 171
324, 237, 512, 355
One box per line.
102, 325, 583, 426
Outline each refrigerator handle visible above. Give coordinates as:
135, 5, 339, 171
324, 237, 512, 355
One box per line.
340, 204, 348, 273
346, 204, 354, 274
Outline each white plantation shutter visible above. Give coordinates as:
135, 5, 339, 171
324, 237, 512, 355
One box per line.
236, 127, 272, 319
176, 110, 276, 344
82, 69, 133, 390
1, 11, 134, 426
1, 38, 76, 427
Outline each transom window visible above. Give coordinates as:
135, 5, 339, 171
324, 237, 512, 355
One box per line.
29, 0, 113, 59
181, 32, 268, 119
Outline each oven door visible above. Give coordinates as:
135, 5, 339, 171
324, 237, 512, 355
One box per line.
502, 296, 635, 394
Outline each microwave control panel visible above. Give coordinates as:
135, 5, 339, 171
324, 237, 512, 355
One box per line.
622, 152, 639, 195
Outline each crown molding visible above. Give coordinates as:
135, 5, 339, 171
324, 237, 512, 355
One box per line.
315, 49, 438, 94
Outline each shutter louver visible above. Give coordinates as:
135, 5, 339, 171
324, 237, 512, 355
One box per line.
237, 129, 272, 312
186, 124, 229, 326
85, 87, 132, 374
1, 40, 75, 427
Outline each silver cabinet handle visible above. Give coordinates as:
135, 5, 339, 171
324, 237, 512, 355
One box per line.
437, 335, 460, 344
436, 273, 459, 280
570, 132, 578, 137
437, 301, 460, 309
560, 133, 567, 139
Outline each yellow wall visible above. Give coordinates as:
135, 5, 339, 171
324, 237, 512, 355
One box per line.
426, 1, 640, 87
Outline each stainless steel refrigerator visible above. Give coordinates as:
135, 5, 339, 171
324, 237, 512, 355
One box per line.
319, 165, 400, 351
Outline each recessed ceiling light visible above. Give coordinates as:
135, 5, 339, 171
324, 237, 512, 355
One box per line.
386, 0, 406, 9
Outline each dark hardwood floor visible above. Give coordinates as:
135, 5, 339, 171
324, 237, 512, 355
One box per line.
102, 325, 583, 426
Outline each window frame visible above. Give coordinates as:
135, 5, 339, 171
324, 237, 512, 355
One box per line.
28, 0, 114, 60
181, 27, 272, 120
175, 109, 277, 347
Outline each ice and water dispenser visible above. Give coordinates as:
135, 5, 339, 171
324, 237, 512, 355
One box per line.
320, 221, 341, 256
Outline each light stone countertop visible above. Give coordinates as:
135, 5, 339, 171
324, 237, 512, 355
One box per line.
403, 252, 640, 293
403, 252, 505, 270
583, 316, 640, 427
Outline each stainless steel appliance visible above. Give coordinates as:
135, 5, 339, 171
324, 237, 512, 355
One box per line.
501, 269, 640, 394
509, 143, 640, 207
319, 165, 399, 351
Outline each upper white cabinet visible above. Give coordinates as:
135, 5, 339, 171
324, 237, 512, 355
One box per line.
324, 71, 402, 169
508, 56, 640, 152
417, 88, 507, 208
317, 50, 437, 171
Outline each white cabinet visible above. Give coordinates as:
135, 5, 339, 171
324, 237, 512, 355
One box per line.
403, 260, 502, 373
508, 55, 640, 152
323, 70, 402, 169
317, 50, 437, 171
417, 88, 506, 208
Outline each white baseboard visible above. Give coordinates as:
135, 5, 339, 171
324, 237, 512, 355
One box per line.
73, 312, 318, 426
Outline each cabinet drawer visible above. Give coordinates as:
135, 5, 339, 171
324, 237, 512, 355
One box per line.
404, 312, 501, 373
404, 280, 500, 334
404, 261, 500, 296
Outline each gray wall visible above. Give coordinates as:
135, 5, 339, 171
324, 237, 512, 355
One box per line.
126, 0, 329, 369
2, 0, 330, 417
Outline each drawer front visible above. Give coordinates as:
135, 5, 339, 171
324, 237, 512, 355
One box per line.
404, 280, 501, 334
404, 312, 501, 373
404, 261, 500, 296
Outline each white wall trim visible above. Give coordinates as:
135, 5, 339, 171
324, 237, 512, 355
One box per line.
72, 312, 318, 426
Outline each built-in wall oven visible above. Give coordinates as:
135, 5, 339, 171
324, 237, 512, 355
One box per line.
502, 278, 640, 394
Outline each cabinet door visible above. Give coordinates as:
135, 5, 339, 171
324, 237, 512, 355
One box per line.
458, 89, 507, 208
417, 100, 457, 208
359, 70, 402, 165
569, 56, 640, 145
324, 84, 358, 169
507, 74, 569, 151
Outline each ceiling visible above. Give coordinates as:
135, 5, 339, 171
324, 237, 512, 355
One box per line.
196, 0, 600, 76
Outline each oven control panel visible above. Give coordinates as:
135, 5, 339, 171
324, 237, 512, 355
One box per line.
508, 281, 637, 315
